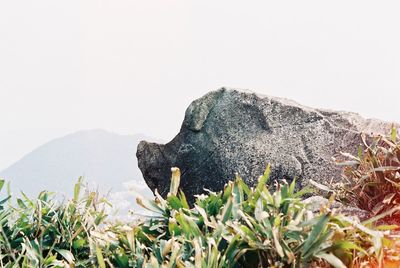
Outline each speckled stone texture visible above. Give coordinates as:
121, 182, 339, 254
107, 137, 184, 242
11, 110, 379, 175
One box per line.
137, 88, 396, 201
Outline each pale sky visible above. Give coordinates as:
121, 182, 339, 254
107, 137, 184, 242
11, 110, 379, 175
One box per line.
0, 1, 399, 170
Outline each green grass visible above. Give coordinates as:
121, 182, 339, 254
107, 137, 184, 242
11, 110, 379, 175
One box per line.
1, 164, 397, 267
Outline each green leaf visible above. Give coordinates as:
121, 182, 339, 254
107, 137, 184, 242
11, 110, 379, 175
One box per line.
303, 230, 332, 260
0, 179, 4, 192
96, 245, 106, 268
115, 251, 129, 267
292, 186, 314, 198
168, 218, 181, 236
0, 196, 11, 207
73, 176, 83, 203
73, 238, 86, 249
184, 214, 202, 237
342, 216, 384, 257
174, 213, 190, 235
56, 249, 75, 265
358, 145, 363, 160
288, 177, 296, 195
302, 214, 330, 254
224, 235, 241, 264
239, 225, 257, 241
391, 127, 397, 143
16, 198, 27, 209
20, 191, 34, 207
331, 241, 368, 255
253, 164, 271, 201
221, 196, 233, 223
376, 224, 399, 231
238, 179, 251, 197
167, 195, 184, 210
178, 190, 190, 209
43, 255, 57, 265
257, 164, 271, 191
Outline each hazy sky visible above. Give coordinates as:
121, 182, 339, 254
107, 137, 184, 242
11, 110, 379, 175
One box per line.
0, 1, 399, 170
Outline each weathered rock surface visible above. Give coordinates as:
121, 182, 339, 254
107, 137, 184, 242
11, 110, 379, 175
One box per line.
137, 88, 397, 201
303, 196, 370, 221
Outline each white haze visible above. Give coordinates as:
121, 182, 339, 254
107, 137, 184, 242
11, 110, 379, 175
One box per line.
0, 0, 399, 171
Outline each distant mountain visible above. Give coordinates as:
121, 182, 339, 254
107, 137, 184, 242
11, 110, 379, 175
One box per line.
0, 129, 158, 202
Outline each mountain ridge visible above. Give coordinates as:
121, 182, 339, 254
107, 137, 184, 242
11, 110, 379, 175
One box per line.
0, 129, 158, 199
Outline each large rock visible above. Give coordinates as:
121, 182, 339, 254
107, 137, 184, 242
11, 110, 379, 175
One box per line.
137, 88, 396, 201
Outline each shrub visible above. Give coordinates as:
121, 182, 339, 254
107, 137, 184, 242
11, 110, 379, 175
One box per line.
336, 127, 400, 223
129, 167, 391, 268
1, 166, 393, 267
0, 177, 109, 267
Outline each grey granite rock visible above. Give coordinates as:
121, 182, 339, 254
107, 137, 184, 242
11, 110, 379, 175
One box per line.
303, 196, 371, 221
137, 88, 397, 201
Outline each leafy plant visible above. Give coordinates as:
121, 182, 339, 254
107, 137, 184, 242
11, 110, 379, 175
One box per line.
0, 164, 396, 267
336, 127, 400, 223
0, 178, 109, 267
95, 167, 388, 267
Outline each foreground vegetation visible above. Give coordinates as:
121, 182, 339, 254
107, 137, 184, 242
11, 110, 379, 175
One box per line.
1, 128, 400, 267
0, 169, 397, 268
336, 127, 400, 224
